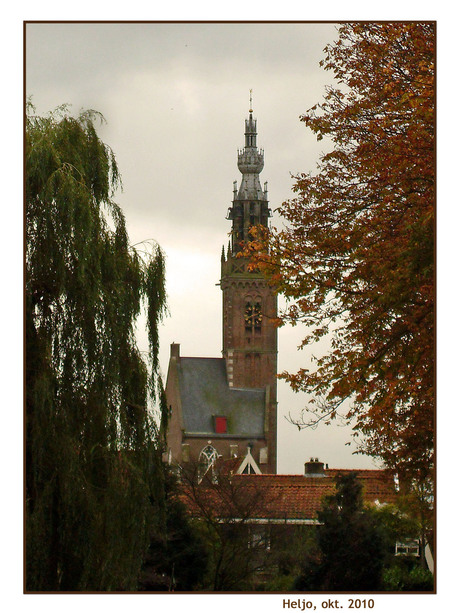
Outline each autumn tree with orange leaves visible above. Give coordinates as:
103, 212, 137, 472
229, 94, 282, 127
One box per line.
247, 23, 434, 480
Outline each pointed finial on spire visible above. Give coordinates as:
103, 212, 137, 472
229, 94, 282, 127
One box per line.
249, 89, 253, 113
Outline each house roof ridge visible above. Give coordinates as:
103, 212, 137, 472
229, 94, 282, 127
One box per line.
326, 468, 391, 474
235, 473, 334, 480
180, 355, 224, 361
235, 469, 391, 479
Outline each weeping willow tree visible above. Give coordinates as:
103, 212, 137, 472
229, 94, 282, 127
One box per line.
26, 103, 168, 591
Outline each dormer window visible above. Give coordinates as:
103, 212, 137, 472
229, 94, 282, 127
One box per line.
214, 415, 227, 434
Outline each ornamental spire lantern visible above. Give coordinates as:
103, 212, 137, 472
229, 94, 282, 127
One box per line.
226, 91, 272, 254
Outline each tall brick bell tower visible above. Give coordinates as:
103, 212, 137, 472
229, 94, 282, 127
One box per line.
220, 95, 278, 473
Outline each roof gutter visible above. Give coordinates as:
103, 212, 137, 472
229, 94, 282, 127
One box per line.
215, 517, 321, 526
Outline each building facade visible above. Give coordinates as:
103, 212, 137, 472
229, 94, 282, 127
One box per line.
165, 101, 278, 474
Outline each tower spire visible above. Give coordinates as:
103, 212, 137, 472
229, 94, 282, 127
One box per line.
224, 95, 271, 255
244, 90, 258, 150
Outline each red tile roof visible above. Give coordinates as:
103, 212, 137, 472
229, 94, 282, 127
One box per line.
180, 469, 397, 523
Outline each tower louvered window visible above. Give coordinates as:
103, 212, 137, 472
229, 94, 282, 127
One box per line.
249, 201, 256, 226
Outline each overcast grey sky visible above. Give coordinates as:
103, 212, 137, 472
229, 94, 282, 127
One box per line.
26, 22, 390, 473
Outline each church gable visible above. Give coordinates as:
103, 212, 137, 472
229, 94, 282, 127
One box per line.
236, 446, 262, 475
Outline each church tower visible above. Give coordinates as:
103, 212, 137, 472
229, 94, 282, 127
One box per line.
165, 95, 277, 476
221, 96, 278, 473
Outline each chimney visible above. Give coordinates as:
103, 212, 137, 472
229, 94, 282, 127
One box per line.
304, 458, 325, 478
171, 343, 180, 360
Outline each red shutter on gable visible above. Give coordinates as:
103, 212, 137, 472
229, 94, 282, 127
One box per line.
215, 416, 227, 433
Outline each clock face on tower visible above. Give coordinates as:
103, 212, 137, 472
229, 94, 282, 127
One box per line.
244, 301, 262, 333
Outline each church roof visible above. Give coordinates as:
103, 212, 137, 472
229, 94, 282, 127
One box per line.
177, 357, 266, 437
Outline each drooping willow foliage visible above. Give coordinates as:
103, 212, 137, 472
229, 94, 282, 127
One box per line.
26, 103, 168, 591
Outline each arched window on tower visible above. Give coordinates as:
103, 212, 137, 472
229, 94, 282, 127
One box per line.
232, 205, 244, 252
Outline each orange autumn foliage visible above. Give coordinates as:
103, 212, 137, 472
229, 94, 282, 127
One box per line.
247, 23, 435, 478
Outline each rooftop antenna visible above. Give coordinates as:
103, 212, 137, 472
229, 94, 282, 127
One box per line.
249, 88, 253, 113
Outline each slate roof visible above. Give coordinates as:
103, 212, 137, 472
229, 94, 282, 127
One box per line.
177, 357, 266, 437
